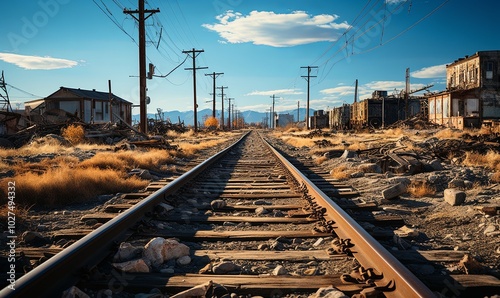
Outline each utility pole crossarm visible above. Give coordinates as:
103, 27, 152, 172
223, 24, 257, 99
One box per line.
301, 66, 318, 130
123, 0, 160, 134
205, 72, 224, 118
216, 86, 228, 130
183, 48, 207, 131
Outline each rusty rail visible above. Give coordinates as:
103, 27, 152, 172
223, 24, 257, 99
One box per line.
262, 135, 436, 298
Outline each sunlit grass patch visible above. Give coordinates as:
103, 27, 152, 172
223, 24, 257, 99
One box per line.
0, 167, 148, 205
330, 165, 353, 180
434, 128, 464, 139
407, 181, 436, 198
462, 151, 500, 170
79, 149, 174, 172
491, 171, 500, 183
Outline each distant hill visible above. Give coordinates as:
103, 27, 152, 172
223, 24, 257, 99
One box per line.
132, 108, 314, 126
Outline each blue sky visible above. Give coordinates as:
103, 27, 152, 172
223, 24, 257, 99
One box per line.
1, 0, 499, 116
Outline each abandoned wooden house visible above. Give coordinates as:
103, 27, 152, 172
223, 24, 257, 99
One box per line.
427, 50, 500, 129
24, 87, 133, 125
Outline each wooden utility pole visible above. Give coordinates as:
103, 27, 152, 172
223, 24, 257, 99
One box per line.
270, 94, 279, 129
205, 72, 223, 118
183, 48, 207, 131
297, 101, 300, 123
124, 1, 159, 133
217, 86, 227, 129
108, 80, 113, 123
301, 66, 317, 130
405, 67, 410, 119
227, 97, 234, 129
354, 79, 358, 103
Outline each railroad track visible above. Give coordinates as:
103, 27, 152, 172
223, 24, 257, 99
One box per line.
1, 131, 498, 297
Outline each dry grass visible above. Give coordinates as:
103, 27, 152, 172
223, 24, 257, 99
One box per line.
462, 151, 500, 171
434, 128, 464, 139
491, 172, 500, 183
314, 155, 328, 165
177, 139, 230, 157
330, 165, 353, 180
61, 124, 86, 145
79, 149, 174, 172
0, 167, 148, 206
407, 181, 436, 198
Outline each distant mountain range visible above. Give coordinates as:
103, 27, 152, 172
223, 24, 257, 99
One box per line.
132, 108, 315, 126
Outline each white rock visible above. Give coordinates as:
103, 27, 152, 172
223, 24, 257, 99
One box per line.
143, 237, 190, 268
112, 258, 149, 273
212, 261, 240, 274
271, 265, 288, 276
312, 238, 324, 247
444, 189, 466, 206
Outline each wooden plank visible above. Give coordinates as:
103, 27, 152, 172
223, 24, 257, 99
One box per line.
193, 249, 343, 261
157, 215, 317, 224
221, 204, 303, 211
16, 247, 63, 258
391, 250, 469, 263
420, 274, 500, 293
142, 230, 332, 241
82, 274, 364, 293
221, 193, 303, 199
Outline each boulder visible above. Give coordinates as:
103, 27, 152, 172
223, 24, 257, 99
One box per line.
444, 189, 466, 206
113, 242, 143, 262
143, 237, 190, 268
381, 183, 407, 200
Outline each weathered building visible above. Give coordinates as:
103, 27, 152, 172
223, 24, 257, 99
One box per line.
329, 104, 351, 130
25, 87, 132, 125
428, 51, 500, 129
277, 113, 294, 128
309, 110, 329, 129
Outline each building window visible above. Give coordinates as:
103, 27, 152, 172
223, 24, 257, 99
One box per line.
486, 61, 494, 79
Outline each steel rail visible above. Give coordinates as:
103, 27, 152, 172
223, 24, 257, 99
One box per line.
0, 132, 250, 298
262, 136, 437, 298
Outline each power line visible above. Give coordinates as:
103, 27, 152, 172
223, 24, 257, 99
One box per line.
93, 0, 137, 44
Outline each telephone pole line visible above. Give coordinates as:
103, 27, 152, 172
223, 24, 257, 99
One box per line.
183, 48, 207, 131
301, 66, 317, 130
205, 72, 223, 118
217, 86, 227, 130
124, 0, 160, 133
270, 94, 279, 129
227, 97, 234, 129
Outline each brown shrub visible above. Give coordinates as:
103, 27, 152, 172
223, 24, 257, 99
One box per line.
407, 181, 436, 198
330, 165, 353, 180
61, 124, 86, 145
204, 116, 219, 129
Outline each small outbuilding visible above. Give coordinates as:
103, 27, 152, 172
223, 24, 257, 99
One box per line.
25, 87, 132, 125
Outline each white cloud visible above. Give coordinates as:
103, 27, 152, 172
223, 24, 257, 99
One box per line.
245, 88, 303, 96
411, 64, 447, 78
364, 80, 406, 90
320, 86, 355, 96
203, 10, 350, 47
0, 53, 78, 70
